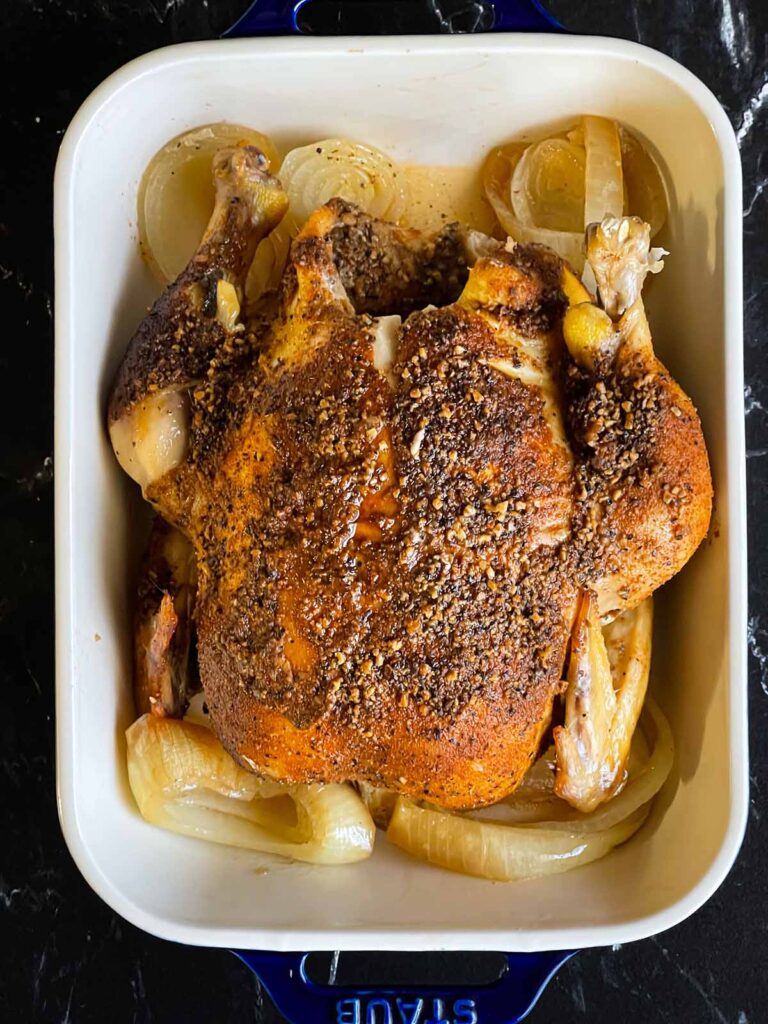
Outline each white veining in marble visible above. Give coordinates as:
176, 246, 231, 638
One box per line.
736, 74, 768, 145
744, 385, 766, 416
747, 616, 768, 697
719, 0, 752, 70
650, 941, 731, 1024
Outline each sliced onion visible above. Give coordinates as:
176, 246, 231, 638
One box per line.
126, 715, 375, 864
583, 115, 624, 228
511, 139, 585, 232
484, 120, 668, 276
620, 127, 668, 238
244, 138, 408, 302
138, 123, 281, 285
278, 138, 407, 229
581, 116, 623, 293
388, 799, 649, 881
483, 143, 586, 271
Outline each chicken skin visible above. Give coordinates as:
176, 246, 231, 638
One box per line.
109, 146, 711, 809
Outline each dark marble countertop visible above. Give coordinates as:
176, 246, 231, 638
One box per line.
2, 0, 766, 1020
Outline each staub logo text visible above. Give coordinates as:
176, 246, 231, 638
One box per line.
335, 996, 478, 1023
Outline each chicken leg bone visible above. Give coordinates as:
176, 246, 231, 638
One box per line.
586, 215, 667, 321
108, 146, 288, 493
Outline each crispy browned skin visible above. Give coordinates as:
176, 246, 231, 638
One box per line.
110, 161, 712, 808
119, 200, 578, 807
109, 146, 288, 424
324, 209, 468, 315
566, 306, 712, 616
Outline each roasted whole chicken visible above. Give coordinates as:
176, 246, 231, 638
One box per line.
109, 146, 711, 810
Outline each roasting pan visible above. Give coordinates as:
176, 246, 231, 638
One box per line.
54, 1, 747, 1019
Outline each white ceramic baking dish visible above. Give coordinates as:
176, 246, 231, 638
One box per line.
54, 12, 747, 964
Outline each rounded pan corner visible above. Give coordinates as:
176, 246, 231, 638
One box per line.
580, 795, 749, 950
55, 783, 175, 945
54, 780, 247, 950
560, 35, 742, 162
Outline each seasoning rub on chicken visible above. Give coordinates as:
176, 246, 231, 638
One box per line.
109, 146, 711, 810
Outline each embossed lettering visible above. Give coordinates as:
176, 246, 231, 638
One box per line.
337, 998, 362, 1024
424, 998, 449, 1024
396, 997, 424, 1024
366, 998, 394, 1024
453, 999, 478, 1024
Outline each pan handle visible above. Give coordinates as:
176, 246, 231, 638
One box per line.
223, 0, 563, 37
233, 949, 575, 1023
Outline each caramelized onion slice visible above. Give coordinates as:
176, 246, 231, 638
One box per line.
511, 138, 586, 232
126, 715, 375, 864
278, 138, 407, 229
583, 115, 624, 227
245, 138, 408, 302
387, 799, 649, 881
620, 127, 668, 238
138, 123, 281, 285
483, 120, 668, 276
483, 142, 586, 271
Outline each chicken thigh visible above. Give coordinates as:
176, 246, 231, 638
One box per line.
109, 147, 711, 809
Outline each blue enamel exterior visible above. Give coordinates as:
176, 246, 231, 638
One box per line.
223, 0, 563, 37
234, 950, 576, 1023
